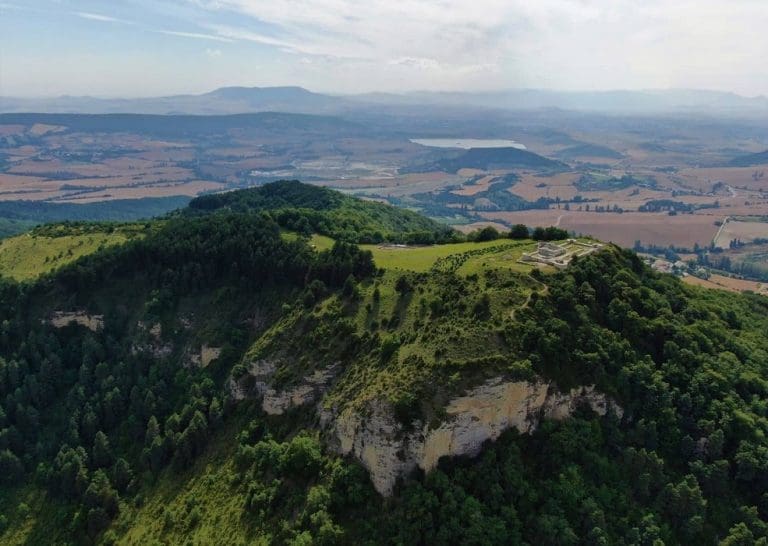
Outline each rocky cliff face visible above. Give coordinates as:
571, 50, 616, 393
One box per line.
50, 311, 104, 331
230, 363, 622, 496
321, 378, 623, 496
228, 360, 338, 416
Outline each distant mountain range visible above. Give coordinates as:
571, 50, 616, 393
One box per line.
2, 86, 768, 117
0, 111, 365, 136
0, 86, 345, 116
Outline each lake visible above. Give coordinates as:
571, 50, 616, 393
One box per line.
410, 138, 527, 150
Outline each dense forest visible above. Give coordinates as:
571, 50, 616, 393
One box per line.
186, 180, 458, 244
0, 182, 766, 544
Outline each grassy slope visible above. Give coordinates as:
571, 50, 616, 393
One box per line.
362, 239, 537, 272
0, 225, 146, 281
280, 231, 335, 252
112, 412, 266, 546
247, 238, 548, 417
0, 227, 556, 543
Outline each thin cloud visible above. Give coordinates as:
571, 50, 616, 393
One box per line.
173, 0, 768, 93
74, 11, 131, 24
158, 30, 233, 43
207, 25, 365, 59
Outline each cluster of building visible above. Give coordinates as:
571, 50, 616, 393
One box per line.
519, 239, 604, 269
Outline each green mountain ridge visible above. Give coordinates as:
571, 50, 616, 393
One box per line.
0, 182, 766, 544
186, 180, 458, 244
436, 147, 567, 173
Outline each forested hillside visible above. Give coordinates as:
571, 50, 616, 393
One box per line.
0, 184, 766, 544
186, 180, 458, 244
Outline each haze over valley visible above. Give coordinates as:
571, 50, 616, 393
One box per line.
3, 84, 768, 284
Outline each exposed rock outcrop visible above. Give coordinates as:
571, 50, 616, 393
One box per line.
50, 311, 104, 331
321, 378, 622, 496
189, 345, 222, 368
229, 361, 622, 497
228, 360, 338, 415
132, 321, 172, 358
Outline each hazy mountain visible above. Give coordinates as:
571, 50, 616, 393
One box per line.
0, 86, 351, 116
363, 88, 768, 116
0, 111, 366, 136
3, 86, 768, 117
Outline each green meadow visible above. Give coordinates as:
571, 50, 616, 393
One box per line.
0, 224, 146, 281
362, 239, 539, 272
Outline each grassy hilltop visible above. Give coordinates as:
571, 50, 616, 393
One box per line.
0, 182, 766, 545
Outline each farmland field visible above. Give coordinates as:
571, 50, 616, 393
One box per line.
2, 110, 768, 279
683, 273, 768, 294
481, 210, 721, 248
714, 219, 768, 248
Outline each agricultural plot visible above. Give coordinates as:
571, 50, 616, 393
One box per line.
481, 210, 720, 248
713, 219, 768, 248
683, 273, 768, 295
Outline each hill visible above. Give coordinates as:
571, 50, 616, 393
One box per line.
728, 149, 768, 167
0, 112, 364, 138
0, 188, 766, 544
187, 180, 458, 243
554, 142, 624, 160
4, 86, 768, 117
435, 147, 566, 173
0, 86, 351, 116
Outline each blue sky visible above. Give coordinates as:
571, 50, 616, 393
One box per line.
1, 0, 767, 98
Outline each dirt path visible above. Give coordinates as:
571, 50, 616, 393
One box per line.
510, 279, 549, 320
712, 216, 730, 247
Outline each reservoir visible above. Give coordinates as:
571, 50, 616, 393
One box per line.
410, 138, 527, 150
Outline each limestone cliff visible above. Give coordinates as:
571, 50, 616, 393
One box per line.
228, 360, 338, 416
230, 362, 621, 496
49, 311, 104, 331
321, 378, 622, 496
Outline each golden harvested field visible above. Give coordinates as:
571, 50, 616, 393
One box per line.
62, 181, 227, 203
482, 210, 721, 248
480, 209, 564, 226
29, 124, 65, 136
454, 221, 509, 234
326, 171, 460, 198
134, 149, 197, 162
0, 125, 26, 136
0, 172, 223, 202
452, 175, 497, 196
714, 220, 768, 248
683, 273, 768, 294
510, 172, 580, 201
677, 166, 768, 192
